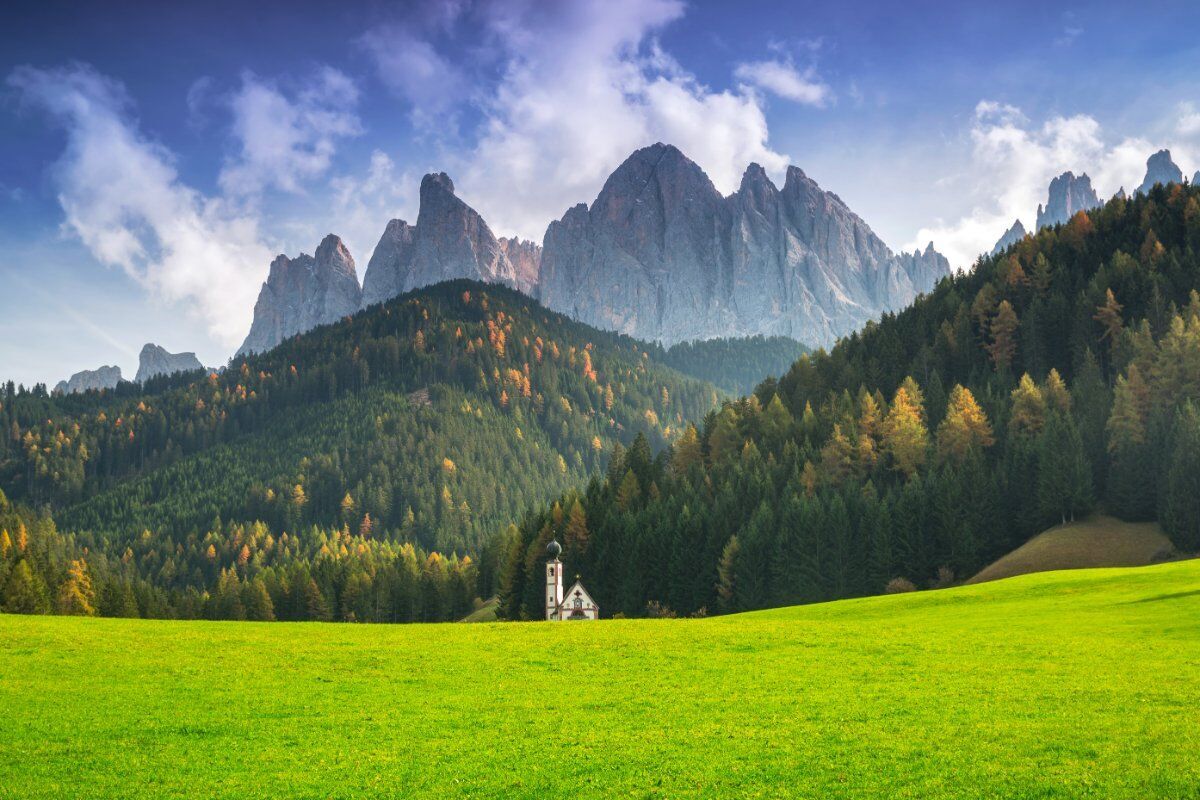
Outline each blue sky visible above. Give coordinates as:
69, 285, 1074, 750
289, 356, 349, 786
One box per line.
4, 0, 1200, 387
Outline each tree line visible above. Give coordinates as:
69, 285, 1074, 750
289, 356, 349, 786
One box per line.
497, 182, 1200, 618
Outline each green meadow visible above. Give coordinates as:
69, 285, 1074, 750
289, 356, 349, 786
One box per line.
2, 561, 1198, 799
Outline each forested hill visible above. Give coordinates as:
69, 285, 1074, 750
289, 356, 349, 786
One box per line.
0, 280, 742, 620
660, 336, 808, 396
1, 280, 729, 552
499, 181, 1200, 620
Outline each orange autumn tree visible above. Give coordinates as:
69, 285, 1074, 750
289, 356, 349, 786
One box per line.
882, 382, 929, 479
935, 385, 995, 464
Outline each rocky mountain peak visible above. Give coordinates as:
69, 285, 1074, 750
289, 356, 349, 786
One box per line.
361, 220, 417, 308
135, 343, 204, 383
1137, 149, 1183, 194
237, 235, 363, 357
54, 365, 122, 395
359, 172, 521, 309
599, 142, 717, 203
538, 143, 950, 349
737, 162, 777, 202
314, 234, 355, 277
1036, 171, 1100, 230
991, 219, 1028, 256
421, 171, 456, 196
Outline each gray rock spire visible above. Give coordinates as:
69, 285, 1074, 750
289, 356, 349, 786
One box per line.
358, 173, 522, 308
237, 234, 362, 356
135, 344, 204, 383
1036, 172, 1100, 230
1137, 150, 1183, 195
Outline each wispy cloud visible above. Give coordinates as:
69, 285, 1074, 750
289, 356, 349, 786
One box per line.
219, 67, 362, 198
1054, 26, 1083, 47
733, 58, 831, 106
8, 63, 273, 346
1177, 101, 1200, 137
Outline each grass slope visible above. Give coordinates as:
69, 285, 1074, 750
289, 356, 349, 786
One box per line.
968, 514, 1177, 585
2, 562, 1199, 798
460, 596, 499, 623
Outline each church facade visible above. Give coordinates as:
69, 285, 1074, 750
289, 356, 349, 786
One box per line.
545, 539, 599, 620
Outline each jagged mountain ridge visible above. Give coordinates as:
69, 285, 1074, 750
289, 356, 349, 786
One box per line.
538, 143, 949, 348
1036, 172, 1101, 231
241, 143, 948, 355
991, 151, 1192, 256
54, 365, 122, 395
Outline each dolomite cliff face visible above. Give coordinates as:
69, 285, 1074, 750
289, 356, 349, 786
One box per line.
1036, 172, 1101, 231
360, 173, 519, 308
54, 365, 122, 395
537, 143, 950, 348
135, 343, 204, 383
238, 234, 361, 356
1137, 149, 1183, 195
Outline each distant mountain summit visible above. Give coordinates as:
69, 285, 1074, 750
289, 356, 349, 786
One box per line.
360, 173, 521, 308
238, 234, 362, 356
538, 143, 949, 348
1036, 172, 1101, 230
1137, 149, 1184, 195
991, 219, 1028, 255
54, 365, 122, 395
135, 343, 204, 383
237, 143, 949, 356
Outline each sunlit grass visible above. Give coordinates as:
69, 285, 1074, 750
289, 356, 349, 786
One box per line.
2, 560, 1198, 798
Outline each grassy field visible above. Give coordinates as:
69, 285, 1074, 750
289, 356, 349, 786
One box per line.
968, 514, 1177, 584
2, 561, 1198, 799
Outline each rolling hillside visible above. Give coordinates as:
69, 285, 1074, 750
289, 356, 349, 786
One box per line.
1, 280, 769, 620
2, 280, 722, 554
2, 561, 1197, 798
967, 514, 1178, 584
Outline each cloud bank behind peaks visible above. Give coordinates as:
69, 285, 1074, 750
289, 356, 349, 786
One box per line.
365, 0, 793, 242
9, 63, 272, 346
908, 100, 1166, 269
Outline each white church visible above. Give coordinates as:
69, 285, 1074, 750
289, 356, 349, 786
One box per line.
545, 539, 599, 621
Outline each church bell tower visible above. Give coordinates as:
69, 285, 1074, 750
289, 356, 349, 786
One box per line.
545, 539, 563, 620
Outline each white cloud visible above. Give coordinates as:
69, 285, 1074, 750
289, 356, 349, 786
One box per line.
905, 100, 1186, 269
219, 67, 362, 197
391, 0, 789, 241
1177, 102, 1200, 137
326, 150, 418, 266
733, 58, 831, 106
8, 63, 273, 347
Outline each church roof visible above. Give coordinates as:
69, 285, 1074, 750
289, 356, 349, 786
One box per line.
559, 581, 597, 610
